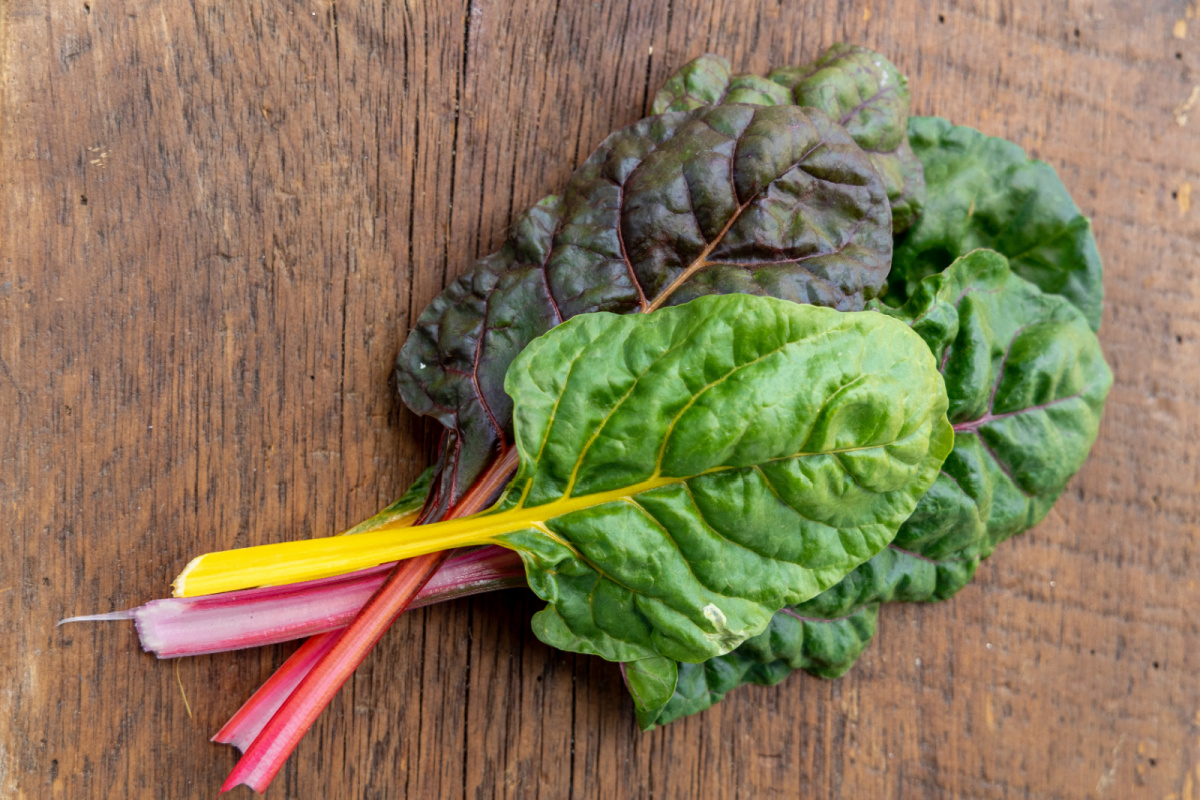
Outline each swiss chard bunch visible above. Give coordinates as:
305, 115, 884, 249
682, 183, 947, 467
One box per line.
77, 43, 1111, 793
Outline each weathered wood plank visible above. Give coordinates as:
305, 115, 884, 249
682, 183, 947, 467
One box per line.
2, 0, 1197, 797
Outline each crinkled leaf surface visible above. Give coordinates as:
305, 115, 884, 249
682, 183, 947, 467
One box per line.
891, 116, 1104, 331
639, 536, 978, 728
771, 43, 926, 232
481, 293, 951, 683
653, 44, 926, 232
639, 250, 1112, 728
651, 54, 792, 113
888, 249, 1111, 544
651, 54, 733, 112
642, 542, 980, 728
398, 103, 892, 519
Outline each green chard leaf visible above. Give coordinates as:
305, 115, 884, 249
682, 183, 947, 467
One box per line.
486, 293, 952, 693
642, 543, 972, 729
654, 44, 926, 232
888, 249, 1111, 546
891, 116, 1104, 331
398, 103, 893, 519
180, 295, 949, 610
639, 250, 1112, 728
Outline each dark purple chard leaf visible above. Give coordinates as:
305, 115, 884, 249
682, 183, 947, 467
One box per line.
653, 44, 926, 232
638, 249, 1112, 729
770, 43, 926, 233
396, 196, 564, 519
554, 103, 892, 313
879, 139, 925, 235
651, 54, 732, 112
397, 103, 891, 517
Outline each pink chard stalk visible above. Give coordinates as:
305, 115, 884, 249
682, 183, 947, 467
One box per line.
63, 461, 527, 792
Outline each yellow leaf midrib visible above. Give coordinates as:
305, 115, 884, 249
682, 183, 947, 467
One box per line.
173, 434, 913, 598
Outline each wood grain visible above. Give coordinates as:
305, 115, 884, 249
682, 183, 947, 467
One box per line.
3, 0, 1198, 797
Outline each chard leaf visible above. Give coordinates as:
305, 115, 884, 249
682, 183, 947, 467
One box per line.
177, 294, 949, 603
647, 605, 880, 729
653, 45, 926, 233
887, 249, 1111, 544
491, 293, 951, 668
396, 196, 565, 519
651, 54, 791, 113
651, 54, 732, 112
771, 43, 926, 233
398, 103, 893, 519
639, 250, 1112, 728
643, 545, 975, 729
891, 116, 1104, 331
770, 45, 909, 156
622, 657, 679, 717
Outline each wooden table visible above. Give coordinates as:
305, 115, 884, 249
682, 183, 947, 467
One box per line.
3, 1, 1197, 797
